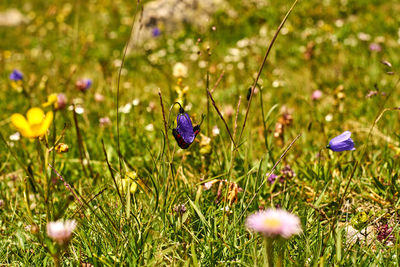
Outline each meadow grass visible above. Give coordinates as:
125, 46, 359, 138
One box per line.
1, 0, 400, 265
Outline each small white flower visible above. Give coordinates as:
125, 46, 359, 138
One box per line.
212, 126, 220, 136
145, 124, 154, 131
173, 62, 188, 78
75, 106, 85, 114
325, 114, 333, 122
119, 103, 132, 114
132, 99, 140, 106
9, 132, 20, 141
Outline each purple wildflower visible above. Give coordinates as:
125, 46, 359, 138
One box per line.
173, 204, 187, 216
281, 165, 295, 179
152, 27, 161, 37
267, 174, 278, 184
9, 69, 23, 81
369, 43, 382, 52
377, 224, 394, 244
76, 78, 92, 92
327, 131, 355, 152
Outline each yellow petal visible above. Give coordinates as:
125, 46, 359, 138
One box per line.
36, 111, 53, 137
27, 107, 45, 125
11, 114, 33, 138
11, 113, 28, 129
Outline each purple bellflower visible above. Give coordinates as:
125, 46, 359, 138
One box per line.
172, 105, 202, 149
9, 69, 23, 81
327, 131, 355, 152
152, 27, 161, 37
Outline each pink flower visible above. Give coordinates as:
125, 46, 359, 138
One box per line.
56, 93, 67, 110
246, 209, 301, 238
99, 117, 111, 127
311, 90, 323, 101
46, 220, 77, 245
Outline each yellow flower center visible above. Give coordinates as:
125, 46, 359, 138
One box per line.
263, 218, 281, 228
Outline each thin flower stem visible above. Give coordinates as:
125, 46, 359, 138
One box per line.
158, 90, 171, 160
207, 90, 236, 146
210, 71, 225, 94
48, 163, 83, 206
237, 0, 299, 144
116, 1, 141, 172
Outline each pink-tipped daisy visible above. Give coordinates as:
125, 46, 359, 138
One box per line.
246, 209, 302, 239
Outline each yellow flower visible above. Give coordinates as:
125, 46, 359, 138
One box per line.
11, 107, 53, 139
42, 93, 58, 108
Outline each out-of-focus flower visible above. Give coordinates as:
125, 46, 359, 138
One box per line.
42, 93, 58, 108
173, 62, 188, 78
94, 93, 105, 102
311, 90, 322, 101
76, 78, 92, 92
145, 124, 154, 131
9, 132, 20, 141
99, 117, 111, 127
366, 91, 378, 98
246, 209, 302, 238
377, 224, 394, 245
212, 125, 220, 136
56, 93, 67, 110
223, 105, 234, 119
11, 107, 53, 139
74, 106, 84, 114
9, 69, 23, 81
174, 78, 189, 107
132, 98, 140, 106
173, 204, 187, 216
325, 114, 333, 122
55, 143, 69, 153
267, 173, 280, 184
46, 220, 77, 245
152, 27, 161, 37
369, 43, 382, 52
281, 165, 295, 179
146, 101, 156, 112
199, 134, 212, 155
119, 103, 132, 113
327, 131, 355, 152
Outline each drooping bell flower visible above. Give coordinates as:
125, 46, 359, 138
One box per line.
327, 131, 355, 152
172, 104, 203, 149
9, 69, 23, 81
